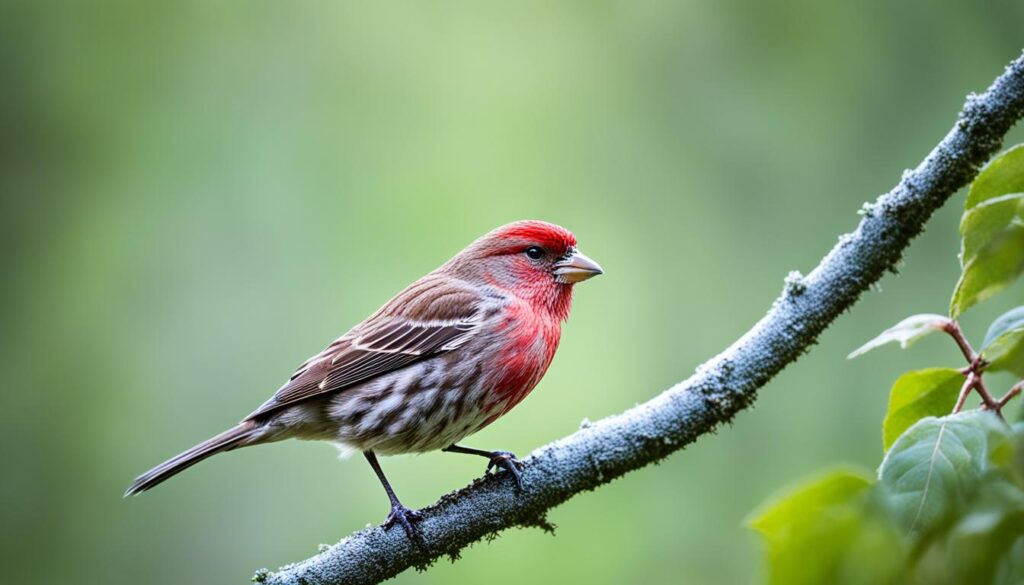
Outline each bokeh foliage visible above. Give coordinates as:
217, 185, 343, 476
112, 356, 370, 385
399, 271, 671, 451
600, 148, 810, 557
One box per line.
2, 2, 1024, 584
753, 144, 1024, 584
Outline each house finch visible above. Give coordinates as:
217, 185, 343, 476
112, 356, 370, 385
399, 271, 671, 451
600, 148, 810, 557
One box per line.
125, 220, 602, 539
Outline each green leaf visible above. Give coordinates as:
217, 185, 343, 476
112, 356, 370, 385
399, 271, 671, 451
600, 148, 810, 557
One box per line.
1004, 422, 1024, 485
966, 143, 1024, 209
994, 536, 1024, 585
991, 335, 1024, 377
764, 505, 907, 585
953, 145, 1024, 317
847, 314, 951, 359
933, 480, 1024, 585
960, 192, 1024, 260
909, 424, 1024, 584
882, 369, 964, 451
981, 306, 1024, 377
749, 467, 874, 538
950, 225, 1024, 318
878, 411, 1009, 538
749, 468, 906, 585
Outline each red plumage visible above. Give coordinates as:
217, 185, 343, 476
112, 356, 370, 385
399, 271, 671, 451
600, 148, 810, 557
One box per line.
125, 220, 603, 539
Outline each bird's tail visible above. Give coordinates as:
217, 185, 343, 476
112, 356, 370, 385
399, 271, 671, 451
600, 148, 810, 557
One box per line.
124, 421, 257, 496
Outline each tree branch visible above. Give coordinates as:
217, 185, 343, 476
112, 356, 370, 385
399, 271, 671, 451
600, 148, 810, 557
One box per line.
257, 52, 1024, 585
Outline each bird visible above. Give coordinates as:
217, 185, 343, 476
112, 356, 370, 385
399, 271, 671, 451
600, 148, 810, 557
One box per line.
124, 220, 603, 540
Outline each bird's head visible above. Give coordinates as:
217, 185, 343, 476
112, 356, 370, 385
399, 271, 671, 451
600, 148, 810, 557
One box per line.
445, 220, 603, 317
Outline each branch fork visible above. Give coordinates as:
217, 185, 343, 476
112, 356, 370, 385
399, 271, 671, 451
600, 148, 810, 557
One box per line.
943, 320, 1021, 417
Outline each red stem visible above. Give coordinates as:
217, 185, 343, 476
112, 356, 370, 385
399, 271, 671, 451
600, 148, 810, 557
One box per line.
942, 321, 1004, 418
942, 321, 976, 364
997, 381, 1023, 409
953, 373, 978, 413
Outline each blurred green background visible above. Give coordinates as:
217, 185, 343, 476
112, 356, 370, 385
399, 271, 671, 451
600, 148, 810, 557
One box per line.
2, 2, 1023, 584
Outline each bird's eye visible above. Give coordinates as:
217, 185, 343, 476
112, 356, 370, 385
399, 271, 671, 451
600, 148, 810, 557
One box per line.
524, 246, 544, 260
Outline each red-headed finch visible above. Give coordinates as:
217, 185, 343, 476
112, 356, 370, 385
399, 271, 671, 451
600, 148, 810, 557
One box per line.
125, 220, 603, 539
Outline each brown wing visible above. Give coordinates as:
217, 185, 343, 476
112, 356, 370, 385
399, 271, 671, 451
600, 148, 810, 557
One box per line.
245, 277, 485, 420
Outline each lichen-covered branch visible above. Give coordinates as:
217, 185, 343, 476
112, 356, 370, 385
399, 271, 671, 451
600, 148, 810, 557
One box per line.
258, 52, 1024, 585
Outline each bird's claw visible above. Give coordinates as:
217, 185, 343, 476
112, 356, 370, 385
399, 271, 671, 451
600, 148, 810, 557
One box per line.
383, 504, 424, 543
486, 451, 525, 493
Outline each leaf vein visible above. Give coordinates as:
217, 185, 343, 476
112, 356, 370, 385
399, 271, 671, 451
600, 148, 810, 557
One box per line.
908, 420, 948, 535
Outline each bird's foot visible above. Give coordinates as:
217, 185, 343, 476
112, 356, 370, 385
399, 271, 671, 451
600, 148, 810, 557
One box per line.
384, 503, 424, 542
486, 450, 525, 493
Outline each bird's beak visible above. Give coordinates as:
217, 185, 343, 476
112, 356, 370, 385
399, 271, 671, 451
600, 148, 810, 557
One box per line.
554, 249, 604, 284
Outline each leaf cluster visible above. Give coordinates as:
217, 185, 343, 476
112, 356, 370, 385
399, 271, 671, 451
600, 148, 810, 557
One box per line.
750, 145, 1024, 584
749, 414, 1024, 585
953, 145, 1024, 318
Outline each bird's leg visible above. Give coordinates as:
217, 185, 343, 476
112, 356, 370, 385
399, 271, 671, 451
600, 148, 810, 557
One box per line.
363, 451, 423, 542
442, 444, 525, 493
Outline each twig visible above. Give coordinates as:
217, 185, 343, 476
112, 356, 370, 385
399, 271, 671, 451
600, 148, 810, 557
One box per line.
975, 378, 1003, 413
997, 381, 1023, 409
953, 372, 979, 414
258, 52, 1024, 585
942, 320, 978, 364
942, 321, 1002, 414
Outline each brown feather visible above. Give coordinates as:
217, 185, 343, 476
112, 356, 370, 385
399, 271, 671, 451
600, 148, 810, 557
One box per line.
244, 277, 484, 420
124, 422, 256, 495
